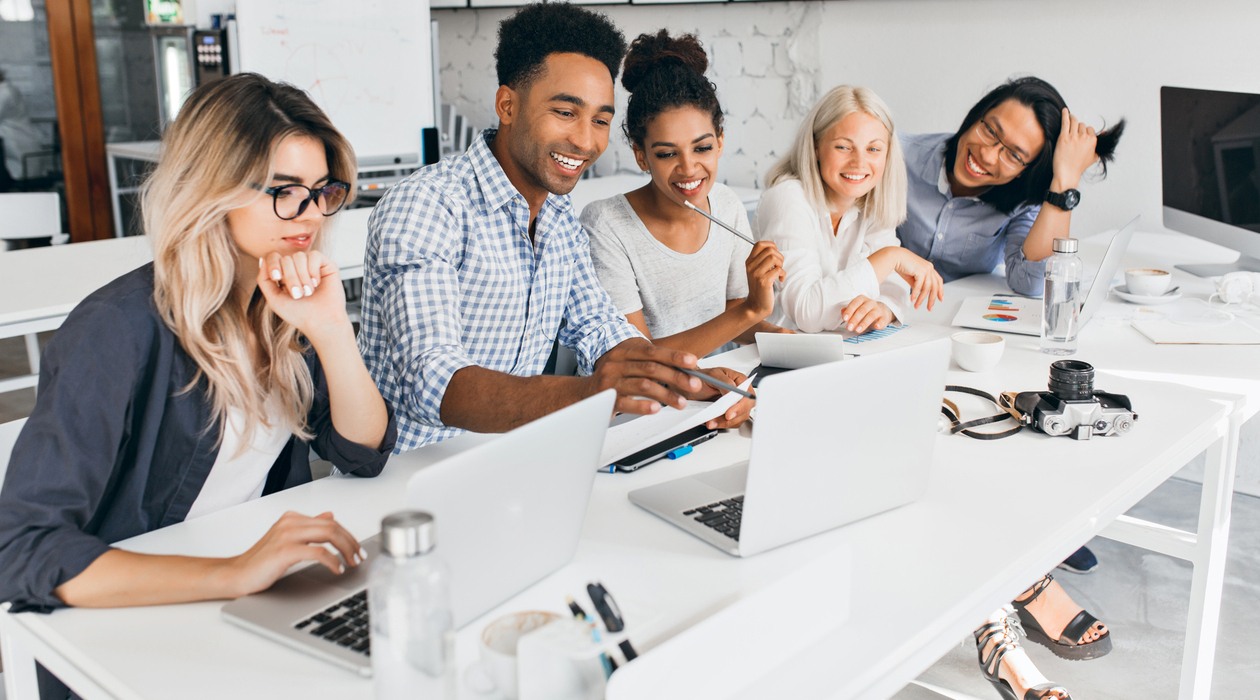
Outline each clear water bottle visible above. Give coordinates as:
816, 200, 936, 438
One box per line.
1041, 237, 1083, 355
370, 511, 455, 699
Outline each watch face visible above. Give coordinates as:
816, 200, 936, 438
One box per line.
1064, 189, 1081, 209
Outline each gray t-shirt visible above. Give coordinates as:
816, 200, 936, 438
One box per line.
581, 183, 751, 341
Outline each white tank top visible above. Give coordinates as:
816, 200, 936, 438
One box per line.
186, 404, 292, 520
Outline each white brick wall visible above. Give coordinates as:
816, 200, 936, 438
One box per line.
432, 1, 822, 190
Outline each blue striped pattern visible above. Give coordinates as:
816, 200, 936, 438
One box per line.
358, 130, 640, 452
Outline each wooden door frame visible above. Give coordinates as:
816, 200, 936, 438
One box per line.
46, 0, 114, 240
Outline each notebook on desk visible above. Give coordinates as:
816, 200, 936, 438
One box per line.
629, 339, 948, 557
951, 215, 1139, 336
221, 390, 616, 676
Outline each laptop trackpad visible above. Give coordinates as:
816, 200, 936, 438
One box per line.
694, 461, 749, 494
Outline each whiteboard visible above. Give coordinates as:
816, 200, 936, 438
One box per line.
234, 0, 434, 168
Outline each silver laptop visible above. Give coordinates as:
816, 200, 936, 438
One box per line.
221, 390, 615, 675
951, 215, 1139, 336
629, 339, 948, 557
754, 332, 848, 369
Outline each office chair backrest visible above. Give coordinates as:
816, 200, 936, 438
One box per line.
0, 418, 28, 488
0, 192, 66, 248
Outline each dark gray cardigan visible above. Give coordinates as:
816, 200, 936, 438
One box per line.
0, 264, 396, 613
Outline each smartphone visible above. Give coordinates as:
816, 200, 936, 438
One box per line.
611, 424, 720, 472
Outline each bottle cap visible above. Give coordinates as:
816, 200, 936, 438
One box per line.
380, 511, 436, 558
1052, 237, 1079, 254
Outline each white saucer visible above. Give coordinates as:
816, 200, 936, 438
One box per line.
1112, 285, 1182, 305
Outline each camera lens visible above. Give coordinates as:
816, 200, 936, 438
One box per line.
1048, 359, 1094, 400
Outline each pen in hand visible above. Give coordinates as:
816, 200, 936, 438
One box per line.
683, 201, 757, 246
677, 367, 755, 400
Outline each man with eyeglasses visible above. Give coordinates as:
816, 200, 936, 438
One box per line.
357, 3, 750, 452
897, 77, 1124, 296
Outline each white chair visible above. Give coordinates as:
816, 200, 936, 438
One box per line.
0, 192, 67, 250
0, 193, 66, 386
0, 417, 26, 488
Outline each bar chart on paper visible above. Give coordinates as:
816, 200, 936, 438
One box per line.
844, 324, 909, 344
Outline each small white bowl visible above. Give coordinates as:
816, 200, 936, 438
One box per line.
951, 331, 1006, 372
1124, 268, 1172, 297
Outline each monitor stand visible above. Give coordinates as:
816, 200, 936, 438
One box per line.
1176, 254, 1260, 277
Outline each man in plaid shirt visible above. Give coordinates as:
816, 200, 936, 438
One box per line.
359, 3, 749, 451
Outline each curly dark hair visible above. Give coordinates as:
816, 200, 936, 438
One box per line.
620, 30, 723, 148
945, 76, 1126, 214
495, 2, 627, 91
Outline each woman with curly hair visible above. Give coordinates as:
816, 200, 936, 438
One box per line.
580, 30, 789, 358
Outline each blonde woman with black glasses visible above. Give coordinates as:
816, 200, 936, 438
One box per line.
0, 74, 394, 638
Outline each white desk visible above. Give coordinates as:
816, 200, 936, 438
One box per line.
0, 230, 1251, 700
0, 207, 372, 395
0, 366, 1233, 700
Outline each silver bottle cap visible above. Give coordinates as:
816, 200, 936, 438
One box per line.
380, 511, 436, 558
1052, 237, 1079, 254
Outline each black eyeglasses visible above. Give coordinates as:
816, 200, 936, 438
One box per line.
256, 181, 351, 220
973, 119, 1030, 170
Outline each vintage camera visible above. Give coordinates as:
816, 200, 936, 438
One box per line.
1012, 360, 1137, 440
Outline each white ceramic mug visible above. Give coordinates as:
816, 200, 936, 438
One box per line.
950, 331, 1006, 372
517, 618, 608, 700
470, 610, 563, 700
1125, 268, 1172, 297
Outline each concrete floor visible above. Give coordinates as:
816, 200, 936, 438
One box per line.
2, 336, 1257, 699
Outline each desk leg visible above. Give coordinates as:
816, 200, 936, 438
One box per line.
107, 153, 123, 238
1179, 414, 1240, 700
0, 627, 42, 700
23, 332, 40, 376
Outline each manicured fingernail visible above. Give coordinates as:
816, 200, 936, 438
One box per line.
303, 284, 313, 297
338, 564, 345, 574
290, 286, 302, 300
271, 269, 282, 281
359, 547, 368, 561
258, 257, 263, 268
311, 277, 319, 288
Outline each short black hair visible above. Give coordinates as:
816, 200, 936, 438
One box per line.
495, 2, 627, 91
621, 30, 723, 148
946, 76, 1126, 214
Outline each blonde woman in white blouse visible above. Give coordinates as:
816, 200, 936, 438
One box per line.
755, 85, 943, 334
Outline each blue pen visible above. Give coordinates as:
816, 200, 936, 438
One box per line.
591, 626, 615, 677
666, 444, 693, 460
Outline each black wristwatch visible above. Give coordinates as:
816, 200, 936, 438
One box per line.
1044, 189, 1081, 211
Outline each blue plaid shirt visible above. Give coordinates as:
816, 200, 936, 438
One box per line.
358, 129, 642, 451
898, 132, 1044, 296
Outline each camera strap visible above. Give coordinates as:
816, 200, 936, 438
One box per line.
941, 385, 1025, 440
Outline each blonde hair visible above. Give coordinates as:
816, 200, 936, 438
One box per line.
765, 85, 906, 231
140, 74, 357, 447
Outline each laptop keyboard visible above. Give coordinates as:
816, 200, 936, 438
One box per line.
683, 495, 744, 541
294, 589, 371, 656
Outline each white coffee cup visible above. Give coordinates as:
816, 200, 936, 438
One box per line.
516, 618, 607, 700
1125, 268, 1172, 297
471, 610, 563, 699
950, 331, 1005, 372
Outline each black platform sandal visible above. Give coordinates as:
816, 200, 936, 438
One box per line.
974, 613, 1073, 700
1013, 573, 1113, 661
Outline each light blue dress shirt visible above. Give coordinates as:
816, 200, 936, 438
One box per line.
897, 132, 1044, 296
358, 129, 642, 452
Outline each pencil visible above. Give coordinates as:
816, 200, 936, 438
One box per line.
677, 367, 755, 400
683, 201, 757, 246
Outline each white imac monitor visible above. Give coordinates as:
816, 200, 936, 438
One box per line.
1162, 86, 1260, 276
